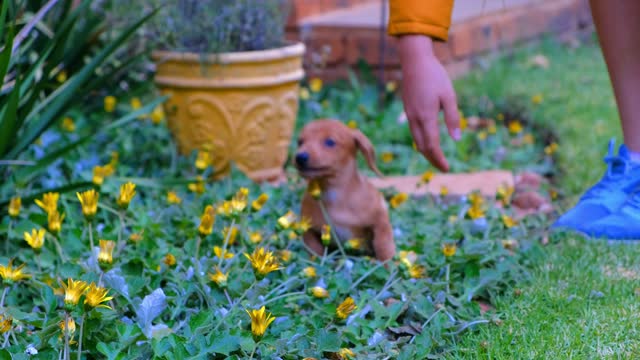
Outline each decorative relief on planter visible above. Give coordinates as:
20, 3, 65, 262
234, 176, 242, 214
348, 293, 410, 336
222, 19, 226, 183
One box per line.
152, 43, 305, 183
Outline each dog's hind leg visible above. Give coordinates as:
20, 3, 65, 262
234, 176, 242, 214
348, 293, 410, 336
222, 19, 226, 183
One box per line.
303, 230, 325, 257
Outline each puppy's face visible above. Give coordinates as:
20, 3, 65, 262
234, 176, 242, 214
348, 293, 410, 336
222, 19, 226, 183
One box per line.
294, 119, 382, 180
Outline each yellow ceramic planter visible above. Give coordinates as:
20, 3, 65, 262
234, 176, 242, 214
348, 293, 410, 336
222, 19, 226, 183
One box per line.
152, 43, 305, 182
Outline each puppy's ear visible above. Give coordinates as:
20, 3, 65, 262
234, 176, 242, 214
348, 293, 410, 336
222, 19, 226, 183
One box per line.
352, 129, 383, 177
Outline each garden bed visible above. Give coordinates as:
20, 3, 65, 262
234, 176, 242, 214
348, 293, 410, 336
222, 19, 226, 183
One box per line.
0, 63, 561, 358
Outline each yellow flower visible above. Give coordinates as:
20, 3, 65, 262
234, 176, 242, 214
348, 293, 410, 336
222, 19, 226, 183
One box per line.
347, 120, 357, 129
8, 196, 21, 218
0, 315, 11, 334
339, 348, 356, 359
389, 192, 408, 209
460, 116, 468, 131
466, 205, 485, 219
496, 185, 514, 206
277, 210, 297, 229
309, 180, 322, 199
92, 165, 108, 185
110, 151, 119, 167
336, 297, 357, 320
35, 192, 59, 214
222, 226, 238, 245
60, 278, 89, 307
23, 228, 45, 251
60, 317, 76, 335
56, 70, 67, 83
217, 201, 233, 216
381, 152, 394, 163
299, 87, 310, 100
501, 214, 517, 228
294, 217, 312, 233
166, 191, 182, 204
523, 133, 535, 145
321, 224, 331, 246
385, 81, 397, 93
246, 306, 276, 338
442, 243, 456, 257
408, 264, 425, 279
448, 215, 458, 224
129, 233, 143, 243
249, 232, 263, 244
346, 238, 362, 250
117, 182, 136, 209
496, 113, 504, 121
104, 96, 117, 113
98, 240, 115, 265
440, 186, 449, 197
188, 176, 205, 195
208, 267, 228, 287
508, 121, 523, 134
84, 283, 113, 309
303, 266, 316, 278
198, 208, 215, 236
77, 189, 99, 219
195, 150, 211, 170
61, 117, 76, 132
279, 249, 292, 262
309, 78, 323, 93
0, 259, 30, 284
252, 193, 269, 212
502, 239, 518, 250
488, 124, 497, 134
531, 94, 543, 105
468, 192, 483, 208
544, 142, 558, 156
398, 250, 416, 265
214, 246, 234, 260
288, 231, 298, 240
311, 286, 329, 298
150, 105, 165, 124
163, 253, 176, 267
420, 170, 434, 183
550, 189, 559, 200
244, 247, 282, 278
130, 97, 142, 111
477, 131, 487, 141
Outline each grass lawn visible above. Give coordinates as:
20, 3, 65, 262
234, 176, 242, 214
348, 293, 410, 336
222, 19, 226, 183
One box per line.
449, 35, 640, 358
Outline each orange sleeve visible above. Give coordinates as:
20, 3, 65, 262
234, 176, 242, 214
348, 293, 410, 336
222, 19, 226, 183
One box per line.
387, 0, 454, 41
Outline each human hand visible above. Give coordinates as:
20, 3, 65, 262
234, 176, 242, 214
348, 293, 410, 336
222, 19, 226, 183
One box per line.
398, 35, 460, 172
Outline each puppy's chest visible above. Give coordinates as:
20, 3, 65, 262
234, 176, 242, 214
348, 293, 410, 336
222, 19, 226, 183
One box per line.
321, 193, 374, 241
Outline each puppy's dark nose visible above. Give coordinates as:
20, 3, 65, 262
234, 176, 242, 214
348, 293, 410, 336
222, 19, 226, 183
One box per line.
295, 152, 309, 168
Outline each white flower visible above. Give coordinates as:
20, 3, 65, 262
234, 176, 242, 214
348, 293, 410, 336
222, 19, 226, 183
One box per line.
25, 344, 38, 355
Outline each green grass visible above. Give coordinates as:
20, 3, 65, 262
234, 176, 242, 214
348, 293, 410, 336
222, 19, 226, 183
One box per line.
449, 36, 640, 358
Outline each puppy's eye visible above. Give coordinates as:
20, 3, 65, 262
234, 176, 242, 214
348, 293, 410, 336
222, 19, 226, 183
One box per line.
324, 138, 336, 147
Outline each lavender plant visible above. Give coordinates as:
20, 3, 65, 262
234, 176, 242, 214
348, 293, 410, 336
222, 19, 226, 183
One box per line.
106, 0, 291, 54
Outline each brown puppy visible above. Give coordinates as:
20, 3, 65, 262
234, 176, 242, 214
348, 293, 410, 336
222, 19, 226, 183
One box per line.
295, 119, 395, 261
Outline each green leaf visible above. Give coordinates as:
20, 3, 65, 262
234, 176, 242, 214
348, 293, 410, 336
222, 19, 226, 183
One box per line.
0, 0, 9, 41
0, 26, 14, 93
96, 342, 121, 360
0, 349, 10, 360
207, 332, 241, 355
189, 310, 213, 335
11, 134, 93, 183
0, 77, 21, 157
7, 7, 160, 159
316, 329, 341, 352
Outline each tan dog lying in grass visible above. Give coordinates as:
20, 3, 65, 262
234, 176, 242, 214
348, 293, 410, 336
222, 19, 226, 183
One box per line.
294, 119, 395, 261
